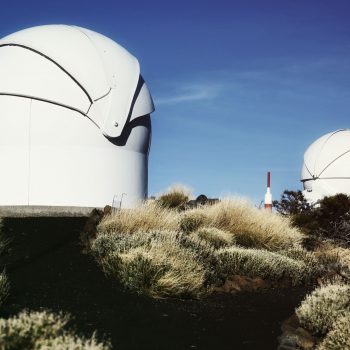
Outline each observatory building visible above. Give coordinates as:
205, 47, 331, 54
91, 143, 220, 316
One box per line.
0, 25, 154, 210
301, 129, 350, 203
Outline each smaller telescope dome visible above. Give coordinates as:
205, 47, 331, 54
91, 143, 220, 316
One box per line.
301, 129, 350, 203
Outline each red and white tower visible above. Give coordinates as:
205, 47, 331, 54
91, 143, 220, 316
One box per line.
264, 171, 272, 211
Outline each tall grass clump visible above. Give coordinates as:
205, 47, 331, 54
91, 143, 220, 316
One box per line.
156, 184, 192, 209
214, 246, 315, 285
91, 231, 206, 297
296, 282, 350, 335
184, 199, 304, 250
0, 310, 110, 350
98, 202, 178, 235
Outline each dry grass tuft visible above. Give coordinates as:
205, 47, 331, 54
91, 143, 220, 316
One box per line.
314, 242, 350, 273
0, 310, 110, 350
296, 282, 350, 335
156, 184, 192, 209
98, 202, 178, 235
184, 199, 304, 250
195, 227, 235, 248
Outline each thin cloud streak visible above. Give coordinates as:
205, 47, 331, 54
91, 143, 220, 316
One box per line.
155, 83, 221, 105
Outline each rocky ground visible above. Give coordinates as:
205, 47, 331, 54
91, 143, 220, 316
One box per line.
0, 217, 312, 350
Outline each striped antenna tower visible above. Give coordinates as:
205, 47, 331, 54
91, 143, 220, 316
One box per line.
264, 171, 272, 211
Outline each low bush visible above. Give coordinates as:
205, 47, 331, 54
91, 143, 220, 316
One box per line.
214, 247, 314, 285
279, 246, 328, 278
91, 231, 206, 297
296, 282, 350, 335
195, 227, 235, 248
317, 312, 350, 350
179, 211, 206, 233
156, 184, 192, 209
0, 310, 110, 350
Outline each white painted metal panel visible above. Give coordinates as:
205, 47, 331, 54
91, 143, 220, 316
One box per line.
0, 25, 155, 138
0, 46, 89, 112
130, 83, 155, 121
0, 96, 30, 205
29, 101, 148, 208
78, 27, 141, 137
0, 25, 109, 100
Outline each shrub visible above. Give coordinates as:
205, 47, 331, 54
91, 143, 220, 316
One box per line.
214, 246, 312, 285
91, 231, 206, 297
156, 184, 192, 209
279, 247, 327, 279
0, 310, 110, 350
296, 283, 350, 335
179, 211, 207, 233
195, 227, 235, 248
317, 313, 350, 350
97, 202, 178, 235
273, 190, 313, 216
275, 191, 350, 246
0, 271, 9, 306
92, 197, 314, 297
191, 199, 304, 250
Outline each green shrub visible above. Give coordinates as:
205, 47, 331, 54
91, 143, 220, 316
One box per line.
317, 312, 350, 350
0, 310, 110, 350
275, 191, 350, 246
214, 246, 312, 285
296, 283, 350, 335
273, 190, 313, 217
195, 227, 235, 248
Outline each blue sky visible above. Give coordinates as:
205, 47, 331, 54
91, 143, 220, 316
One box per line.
1, 0, 350, 203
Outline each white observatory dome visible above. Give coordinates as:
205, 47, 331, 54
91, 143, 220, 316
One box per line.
0, 25, 154, 210
301, 129, 350, 203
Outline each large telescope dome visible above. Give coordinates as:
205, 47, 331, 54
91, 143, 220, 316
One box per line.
301, 129, 350, 203
0, 25, 154, 209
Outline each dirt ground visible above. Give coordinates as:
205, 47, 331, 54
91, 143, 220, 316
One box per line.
0, 217, 311, 350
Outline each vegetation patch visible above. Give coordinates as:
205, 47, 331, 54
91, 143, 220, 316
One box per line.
296, 282, 350, 336
91, 231, 206, 297
89, 192, 327, 298
156, 184, 192, 210
0, 310, 110, 350
195, 227, 235, 248
215, 246, 319, 285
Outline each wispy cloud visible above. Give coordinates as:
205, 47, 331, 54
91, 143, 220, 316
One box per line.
155, 83, 221, 105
